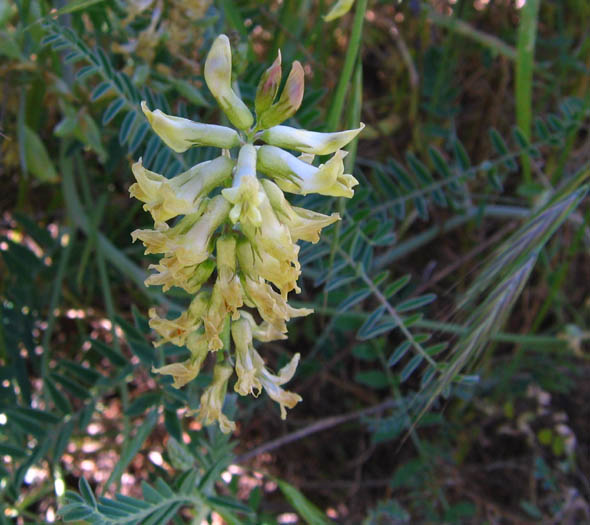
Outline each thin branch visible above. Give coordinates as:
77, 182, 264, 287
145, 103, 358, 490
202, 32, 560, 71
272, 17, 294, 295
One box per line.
234, 398, 397, 464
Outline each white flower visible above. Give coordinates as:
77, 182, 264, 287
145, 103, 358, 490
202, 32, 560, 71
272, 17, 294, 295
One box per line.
222, 144, 264, 226
260, 123, 364, 155
141, 101, 240, 152
257, 145, 358, 198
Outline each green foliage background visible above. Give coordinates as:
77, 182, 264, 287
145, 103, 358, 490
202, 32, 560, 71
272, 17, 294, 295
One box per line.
1, 0, 590, 523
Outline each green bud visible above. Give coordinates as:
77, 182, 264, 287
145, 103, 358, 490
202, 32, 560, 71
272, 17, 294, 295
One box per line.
258, 61, 304, 129
255, 51, 282, 116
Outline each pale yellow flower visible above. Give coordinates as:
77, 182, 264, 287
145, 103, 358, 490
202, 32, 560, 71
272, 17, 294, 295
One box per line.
144, 258, 215, 294
132, 195, 230, 266
231, 317, 264, 396
238, 311, 287, 342
236, 237, 300, 298
151, 331, 208, 387
259, 353, 302, 419
261, 179, 340, 243
215, 235, 243, 319
129, 33, 365, 431
130, 155, 233, 230
242, 275, 312, 333
148, 291, 210, 347
239, 190, 300, 272
197, 363, 236, 433
257, 145, 358, 198
222, 144, 264, 227
231, 316, 301, 419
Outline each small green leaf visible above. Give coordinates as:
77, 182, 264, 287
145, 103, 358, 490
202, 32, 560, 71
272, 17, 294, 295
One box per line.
355, 370, 390, 389
396, 293, 436, 313
388, 341, 410, 367
78, 477, 97, 508
276, 479, 330, 525
400, 355, 423, 382
166, 437, 195, 471
23, 126, 59, 182
102, 98, 126, 125
90, 81, 112, 102
126, 392, 162, 417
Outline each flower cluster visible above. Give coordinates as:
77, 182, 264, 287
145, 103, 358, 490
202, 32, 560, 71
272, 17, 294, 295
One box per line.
131, 34, 363, 432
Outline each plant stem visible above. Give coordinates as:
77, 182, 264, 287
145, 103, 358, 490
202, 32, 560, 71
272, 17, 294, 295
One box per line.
326, 0, 368, 130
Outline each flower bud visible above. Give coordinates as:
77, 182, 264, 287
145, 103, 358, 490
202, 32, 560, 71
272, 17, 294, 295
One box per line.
204, 34, 254, 131
141, 101, 240, 152
255, 51, 282, 116
197, 363, 236, 433
257, 61, 305, 129
260, 122, 365, 155
324, 0, 355, 22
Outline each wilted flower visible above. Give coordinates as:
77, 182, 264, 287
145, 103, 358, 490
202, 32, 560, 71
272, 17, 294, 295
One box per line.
130, 34, 363, 431
197, 363, 236, 434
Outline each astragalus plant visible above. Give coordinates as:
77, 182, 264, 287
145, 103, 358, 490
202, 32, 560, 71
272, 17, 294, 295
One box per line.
131, 34, 364, 432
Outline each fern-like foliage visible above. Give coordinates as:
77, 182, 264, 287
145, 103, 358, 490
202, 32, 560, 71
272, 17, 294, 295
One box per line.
359, 96, 586, 223
61, 471, 252, 524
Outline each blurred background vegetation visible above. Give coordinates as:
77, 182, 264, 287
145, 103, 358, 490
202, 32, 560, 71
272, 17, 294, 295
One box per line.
2, 0, 590, 523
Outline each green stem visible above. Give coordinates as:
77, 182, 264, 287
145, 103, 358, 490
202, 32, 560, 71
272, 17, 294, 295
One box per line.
326, 0, 368, 130
291, 303, 567, 350
515, 0, 541, 183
